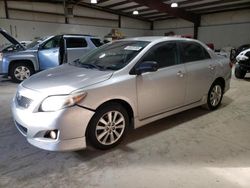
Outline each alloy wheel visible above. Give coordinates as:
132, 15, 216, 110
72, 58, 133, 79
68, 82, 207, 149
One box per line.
14, 66, 31, 81
95, 111, 125, 145
209, 85, 222, 107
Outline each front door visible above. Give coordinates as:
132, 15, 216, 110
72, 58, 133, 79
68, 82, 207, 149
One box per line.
136, 42, 187, 120
38, 35, 61, 70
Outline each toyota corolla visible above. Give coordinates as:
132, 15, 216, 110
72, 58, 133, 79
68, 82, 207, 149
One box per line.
11, 37, 231, 151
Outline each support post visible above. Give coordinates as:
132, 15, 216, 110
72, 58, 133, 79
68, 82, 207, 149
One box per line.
118, 15, 121, 28
150, 21, 154, 30
193, 16, 201, 39
4, 0, 9, 19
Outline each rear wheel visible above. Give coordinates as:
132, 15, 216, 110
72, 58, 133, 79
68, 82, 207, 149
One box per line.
10, 63, 34, 83
235, 65, 246, 79
205, 82, 224, 110
87, 102, 129, 150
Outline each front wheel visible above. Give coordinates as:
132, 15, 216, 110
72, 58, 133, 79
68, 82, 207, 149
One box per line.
205, 82, 224, 110
10, 63, 34, 83
87, 103, 129, 150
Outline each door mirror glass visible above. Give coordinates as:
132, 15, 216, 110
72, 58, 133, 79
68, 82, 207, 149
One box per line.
135, 61, 159, 75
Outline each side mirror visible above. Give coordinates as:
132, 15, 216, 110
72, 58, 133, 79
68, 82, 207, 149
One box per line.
135, 61, 159, 75
38, 44, 43, 50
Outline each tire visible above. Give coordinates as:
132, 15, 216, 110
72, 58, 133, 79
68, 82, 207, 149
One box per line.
205, 81, 224, 110
235, 65, 246, 79
87, 102, 129, 150
9, 62, 34, 83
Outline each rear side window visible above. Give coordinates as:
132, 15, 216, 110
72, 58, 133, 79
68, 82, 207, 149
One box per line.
180, 42, 210, 63
142, 42, 178, 69
66, 38, 87, 48
91, 38, 104, 47
245, 51, 250, 58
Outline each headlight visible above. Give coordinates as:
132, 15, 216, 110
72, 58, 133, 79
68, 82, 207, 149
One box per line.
40, 92, 87, 112
0, 53, 3, 61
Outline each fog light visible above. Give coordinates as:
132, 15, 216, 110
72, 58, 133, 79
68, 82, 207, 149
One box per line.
50, 131, 57, 139
45, 130, 58, 139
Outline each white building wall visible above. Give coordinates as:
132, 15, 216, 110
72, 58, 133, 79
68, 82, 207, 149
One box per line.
121, 16, 151, 29
0, 1, 151, 43
0, 1, 6, 18
0, 19, 151, 42
153, 19, 194, 36
153, 9, 250, 49
199, 10, 250, 49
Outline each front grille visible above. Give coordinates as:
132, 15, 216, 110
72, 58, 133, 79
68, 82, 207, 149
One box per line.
16, 93, 33, 109
15, 121, 28, 136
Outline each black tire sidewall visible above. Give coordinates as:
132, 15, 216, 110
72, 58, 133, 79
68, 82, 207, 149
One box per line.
235, 65, 246, 79
87, 102, 129, 150
207, 82, 223, 110
10, 63, 34, 83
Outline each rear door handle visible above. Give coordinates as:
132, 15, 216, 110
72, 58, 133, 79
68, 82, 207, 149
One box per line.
177, 71, 184, 78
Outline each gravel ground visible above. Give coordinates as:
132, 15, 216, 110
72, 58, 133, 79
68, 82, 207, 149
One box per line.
1, 71, 250, 188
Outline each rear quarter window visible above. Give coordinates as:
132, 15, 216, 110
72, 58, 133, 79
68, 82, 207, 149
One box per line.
66, 37, 87, 48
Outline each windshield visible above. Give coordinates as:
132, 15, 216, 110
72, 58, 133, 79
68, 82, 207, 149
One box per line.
26, 36, 49, 49
70, 40, 149, 71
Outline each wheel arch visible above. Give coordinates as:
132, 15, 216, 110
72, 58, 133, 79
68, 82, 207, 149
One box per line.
8, 59, 35, 75
85, 98, 135, 137
213, 77, 225, 92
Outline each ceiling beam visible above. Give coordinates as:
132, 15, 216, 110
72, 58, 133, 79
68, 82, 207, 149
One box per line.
104, 0, 129, 9
116, 4, 142, 11
184, 0, 248, 9
199, 6, 250, 15
130, 0, 200, 24
194, 2, 250, 13
78, 1, 150, 22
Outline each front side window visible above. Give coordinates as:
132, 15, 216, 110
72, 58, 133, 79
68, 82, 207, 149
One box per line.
66, 38, 87, 48
26, 36, 49, 49
141, 42, 178, 68
70, 40, 149, 71
42, 36, 61, 49
180, 41, 210, 63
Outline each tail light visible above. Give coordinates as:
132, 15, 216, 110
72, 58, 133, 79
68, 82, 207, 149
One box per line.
0, 52, 3, 61
229, 61, 233, 69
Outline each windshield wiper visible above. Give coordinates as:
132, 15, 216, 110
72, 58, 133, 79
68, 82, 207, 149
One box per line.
72, 59, 104, 70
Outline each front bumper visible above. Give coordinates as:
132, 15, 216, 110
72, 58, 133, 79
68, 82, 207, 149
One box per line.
11, 86, 95, 151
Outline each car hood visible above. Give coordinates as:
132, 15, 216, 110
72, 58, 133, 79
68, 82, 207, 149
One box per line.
3, 48, 37, 58
22, 64, 113, 95
0, 28, 25, 49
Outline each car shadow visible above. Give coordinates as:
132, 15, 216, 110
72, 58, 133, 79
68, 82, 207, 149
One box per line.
75, 96, 233, 160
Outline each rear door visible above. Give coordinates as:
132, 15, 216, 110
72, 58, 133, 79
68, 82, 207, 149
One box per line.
136, 42, 187, 120
38, 35, 61, 70
65, 37, 91, 62
179, 41, 214, 104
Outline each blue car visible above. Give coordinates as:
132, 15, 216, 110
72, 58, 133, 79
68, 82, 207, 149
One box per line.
0, 28, 103, 82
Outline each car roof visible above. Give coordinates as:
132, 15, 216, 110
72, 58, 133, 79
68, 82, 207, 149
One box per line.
121, 36, 199, 43
62, 34, 97, 38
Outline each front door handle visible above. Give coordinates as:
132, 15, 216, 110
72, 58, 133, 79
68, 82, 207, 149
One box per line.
177, 71, 184, 78
208, 65, 215, 70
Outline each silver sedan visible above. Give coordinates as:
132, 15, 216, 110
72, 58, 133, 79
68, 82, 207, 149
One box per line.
11, 37, 232, 151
